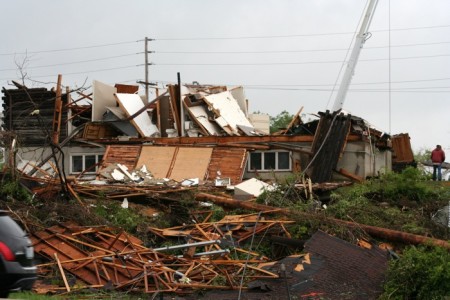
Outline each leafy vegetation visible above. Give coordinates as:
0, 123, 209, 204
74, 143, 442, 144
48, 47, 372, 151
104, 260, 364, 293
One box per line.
269, 110, 293, 133
326, 167, 448, 236
414, 148, 431, 164
92, 200, 145, 233
0, 173, 32, 203
381, 245, 450, 300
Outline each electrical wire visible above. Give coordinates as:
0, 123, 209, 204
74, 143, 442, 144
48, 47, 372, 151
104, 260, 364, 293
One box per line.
1, 51, 447, 76
154, 40, 450, 54
1, 23, 449, 56
0, 53, 140, 72
149, 53, 450, 66
0, 40, 139, 56
0, 65, 139, 81
152, 24, 450, 41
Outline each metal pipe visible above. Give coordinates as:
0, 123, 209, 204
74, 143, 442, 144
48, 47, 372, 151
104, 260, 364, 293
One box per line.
153, 240, 221, 252
176, 249, 230, 258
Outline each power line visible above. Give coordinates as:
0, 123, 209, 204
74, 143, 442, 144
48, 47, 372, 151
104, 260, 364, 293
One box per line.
153, 31, 354, 41
151, 24, 450, 41
0, 65, 139, 81
142, 75, 450, 86
149, 53, 450, 66
154, 40, 450, 55
0, 40, 139, 56
143, 79, 450, 92
2, 44, 447, 74
240, 77, 450, 87
241, 86, 450, 93
1, 23, 449, 56
0, 53, 140, 72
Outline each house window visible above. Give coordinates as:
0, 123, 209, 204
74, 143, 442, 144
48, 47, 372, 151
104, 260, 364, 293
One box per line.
70, 154, 103, 174
248, 151, 291, 172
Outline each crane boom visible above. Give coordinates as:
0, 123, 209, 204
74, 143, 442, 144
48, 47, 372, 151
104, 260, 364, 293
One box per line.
332, 0, 379, 112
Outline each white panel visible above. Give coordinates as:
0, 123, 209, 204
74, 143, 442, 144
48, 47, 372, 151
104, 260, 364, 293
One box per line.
92, 80, 117, 121
248, 114, 270, 134
203, 91, 254, 135
185, 105, 222, 135
229, 86, 247, 116
114, 93, 160, 137
234, 178, 274, 197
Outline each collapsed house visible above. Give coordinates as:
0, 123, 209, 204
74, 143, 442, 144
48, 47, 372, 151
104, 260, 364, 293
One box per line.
1, 78, 414, 189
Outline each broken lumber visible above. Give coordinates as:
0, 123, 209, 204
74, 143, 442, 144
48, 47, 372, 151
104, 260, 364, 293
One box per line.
196, 193, 283, 213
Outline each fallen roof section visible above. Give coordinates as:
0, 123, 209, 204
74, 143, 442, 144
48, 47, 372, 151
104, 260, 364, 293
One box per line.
298, 230, 388, 298
99, 145, 247, 185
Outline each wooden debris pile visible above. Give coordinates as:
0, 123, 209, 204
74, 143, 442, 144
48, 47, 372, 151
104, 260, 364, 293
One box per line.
149, 213, 294, 246
31, 216, 292, 295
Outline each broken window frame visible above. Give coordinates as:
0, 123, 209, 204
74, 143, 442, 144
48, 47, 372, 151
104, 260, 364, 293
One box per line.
247, 150, 292, 172
70, 154, 103, 174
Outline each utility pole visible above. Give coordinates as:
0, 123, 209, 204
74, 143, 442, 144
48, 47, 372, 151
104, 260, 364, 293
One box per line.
144, 36, 149, 104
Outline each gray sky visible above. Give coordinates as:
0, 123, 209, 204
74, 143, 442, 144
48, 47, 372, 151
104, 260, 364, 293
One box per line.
1, 0, 449, 153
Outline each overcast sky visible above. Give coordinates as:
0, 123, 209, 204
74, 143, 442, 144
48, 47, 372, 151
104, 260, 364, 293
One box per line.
1, 0, 449, 153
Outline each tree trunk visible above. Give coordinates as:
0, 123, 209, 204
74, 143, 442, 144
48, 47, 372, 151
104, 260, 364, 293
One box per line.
195, 192, 450, 250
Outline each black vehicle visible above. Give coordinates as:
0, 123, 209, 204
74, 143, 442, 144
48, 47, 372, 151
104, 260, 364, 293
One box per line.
0, 211, 37, 298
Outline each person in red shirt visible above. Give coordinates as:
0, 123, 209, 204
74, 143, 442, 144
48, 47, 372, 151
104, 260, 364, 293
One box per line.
431, 145, 446, 181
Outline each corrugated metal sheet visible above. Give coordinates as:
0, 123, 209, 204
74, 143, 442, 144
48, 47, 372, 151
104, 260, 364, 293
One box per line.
308, 111, 351, 183
391, 133, 414, 163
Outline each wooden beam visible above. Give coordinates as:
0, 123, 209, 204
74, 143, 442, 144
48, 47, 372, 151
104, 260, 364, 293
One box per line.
54, 253, 71, 292
338, 168, 364, 182
52, 74, 63, 144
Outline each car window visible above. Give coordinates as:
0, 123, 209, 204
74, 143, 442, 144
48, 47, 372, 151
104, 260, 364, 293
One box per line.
0, 216, 26, 238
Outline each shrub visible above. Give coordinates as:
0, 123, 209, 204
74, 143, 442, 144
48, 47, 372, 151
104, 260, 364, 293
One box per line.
0, 176, 31, 203
381, 245, 450, 299
92, 200, 144, 233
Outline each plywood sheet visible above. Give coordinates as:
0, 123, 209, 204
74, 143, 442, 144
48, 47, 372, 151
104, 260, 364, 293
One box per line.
92, 80, 117, 121
136, 146, 177, 178
114, 93, 160, 137
169, 147, 213, 182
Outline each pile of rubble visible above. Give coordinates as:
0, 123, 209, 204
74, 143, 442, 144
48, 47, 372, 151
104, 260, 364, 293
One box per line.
31, 214, 291, 295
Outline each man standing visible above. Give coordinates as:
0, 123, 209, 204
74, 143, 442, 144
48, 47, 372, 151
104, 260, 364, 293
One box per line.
431, 145, 446, 181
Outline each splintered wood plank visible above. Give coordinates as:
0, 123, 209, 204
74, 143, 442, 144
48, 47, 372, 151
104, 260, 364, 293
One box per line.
136, 146, 177, 179
168, 147, 213, 182
54, 253, 71, 292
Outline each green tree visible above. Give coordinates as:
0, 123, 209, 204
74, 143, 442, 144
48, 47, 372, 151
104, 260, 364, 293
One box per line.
414, 148, 431, 163
270, 110, 293, 133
